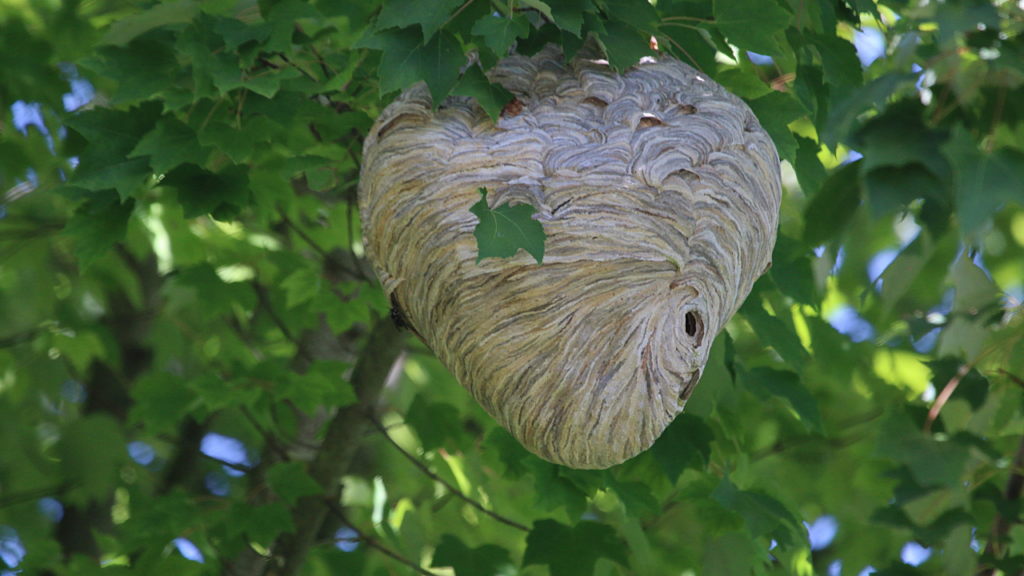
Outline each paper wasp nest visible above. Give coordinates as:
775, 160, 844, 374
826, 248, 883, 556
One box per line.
360, 42, 781, 469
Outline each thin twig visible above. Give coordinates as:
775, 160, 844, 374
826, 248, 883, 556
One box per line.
201, 453, 253, 473
0, 329, 37, 349
368, 416, 530, 532
999, 369, 1024, 389
657, 33, 706, 74
323, 500, 435, 576
924, 364, 970, 434
277, 208, 368, 281
250, 281, 307, 357
277, 210, 331, 260
440, 0, 477, 31
239, 405, 292, 463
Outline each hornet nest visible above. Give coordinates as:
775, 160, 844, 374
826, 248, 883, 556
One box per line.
359, 42, 782, 469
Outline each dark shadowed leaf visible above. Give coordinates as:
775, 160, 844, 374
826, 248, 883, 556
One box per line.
739, 301, 809, 372
650, 413, 714, 482
432, 535, 513, 576
714, 0, 790, 54
597, 19, 655, 71
875, 411, 970, 488
65, 102, 163, 199
471, 13, 531, 57
523, 519, 628, 576
62, 192, 136, 269
161, 163, 250, 218
452, 65, 515, 121
58, 415, 126, 504
485, 427, 533, 479
356, 27, 463, 105
266, 462, 324, 505
943, 124, 1024, 237
129, 372, 197, 435
376, 0, 465, 40
712, 475, 802, 540
405, 393, 465, 451
130, 117, 211, 174
742, 367, 823, 432
744, 92, 809, 163
793, 135, 827, 195
803, 161, 862, 246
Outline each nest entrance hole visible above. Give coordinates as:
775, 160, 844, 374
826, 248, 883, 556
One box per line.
685, 310, 704, 346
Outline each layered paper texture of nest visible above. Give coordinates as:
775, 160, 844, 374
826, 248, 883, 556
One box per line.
360, 43, 782, 469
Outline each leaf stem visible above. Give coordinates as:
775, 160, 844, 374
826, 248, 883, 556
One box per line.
656, 33, 706, 74
440, 0, 477, 32
661, 16, 713, 22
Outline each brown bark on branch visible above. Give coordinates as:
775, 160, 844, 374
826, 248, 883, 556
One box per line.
977, 431, 1024, 576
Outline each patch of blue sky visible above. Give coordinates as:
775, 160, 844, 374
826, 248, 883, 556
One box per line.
38, 498, 64, 523
174, 537, 205, 563
854, 28, 886, 67
828, 305, 875, 342
805, 515, 839, 550
334, 527, 359, 552
900, 542, 931, 566
201, 432, 254, 477
0, 526, 25, 570
128, 440, 156, 466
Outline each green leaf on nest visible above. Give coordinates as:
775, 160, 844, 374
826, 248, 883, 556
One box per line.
470, 187, 546, 265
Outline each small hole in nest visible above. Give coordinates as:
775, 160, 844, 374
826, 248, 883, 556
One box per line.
582, 96, 608, 108
684, 311, 705, 345
678, 104, 697, 114
638, 114, 662, 128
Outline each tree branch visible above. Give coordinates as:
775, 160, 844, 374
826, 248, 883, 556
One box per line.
0, 329, 37, 349
323, 499, 434, 576
270, 318, 406, 576
977, 431, 1024, 575
0, 484, 69, 509
368, 416, 530, 532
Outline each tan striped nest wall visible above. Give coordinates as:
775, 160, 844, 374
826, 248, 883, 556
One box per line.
359, 42, 782, 469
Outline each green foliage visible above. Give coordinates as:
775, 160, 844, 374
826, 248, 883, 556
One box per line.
432, 534, 514, 576
714, 0, 791, 54
2, 0, 1024, 575
650, 413, 714, 481
470, 187, 547, 264
523, 519, 629, 576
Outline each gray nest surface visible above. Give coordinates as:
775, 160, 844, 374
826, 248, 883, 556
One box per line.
360, 42, 782, 469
